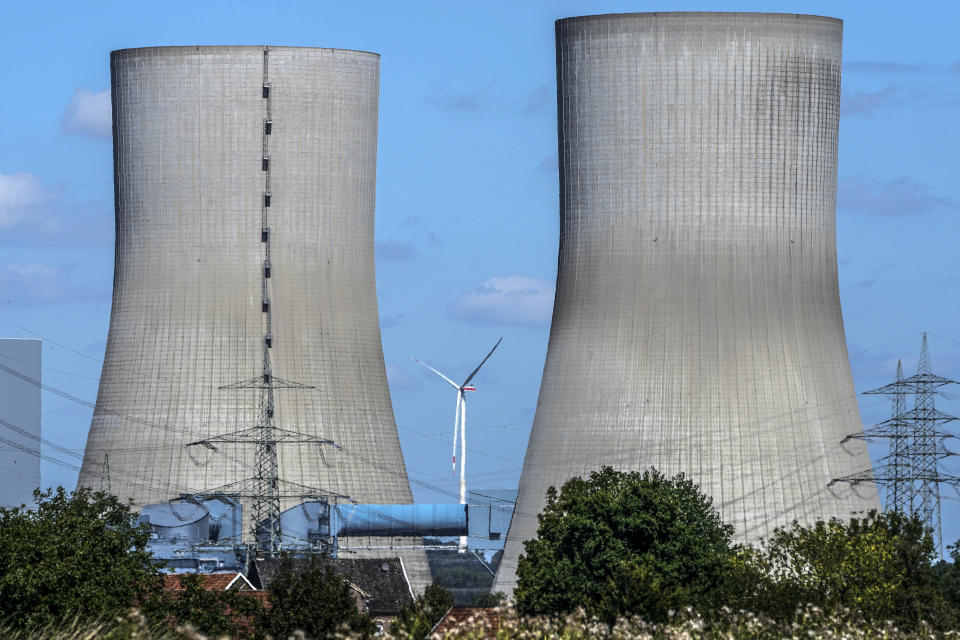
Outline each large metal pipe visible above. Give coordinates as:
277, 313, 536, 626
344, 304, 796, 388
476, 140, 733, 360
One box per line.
495, 13, 879, 594
334, 504, 469, 538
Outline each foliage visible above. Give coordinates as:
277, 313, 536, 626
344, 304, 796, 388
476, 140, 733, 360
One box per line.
0, 605, 956, 640
142, 573, 264, 638
514, 466, 734, 623
469, 591, 506, 607
0, 487, 162, 630
263, 556, 376, 640
932, 540, 960, 612
725, 510, 953, 630
394, 584, 455, 639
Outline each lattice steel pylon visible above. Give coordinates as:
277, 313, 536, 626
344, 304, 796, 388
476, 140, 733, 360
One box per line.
833, 333, 960, 554
197, 373, 340, 554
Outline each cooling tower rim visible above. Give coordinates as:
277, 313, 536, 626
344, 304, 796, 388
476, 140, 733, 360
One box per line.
110, 45, 380, 59
556, 12, 841, 26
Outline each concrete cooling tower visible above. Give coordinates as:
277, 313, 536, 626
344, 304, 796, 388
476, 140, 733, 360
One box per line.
77, 46, 427, 586
495, 13, 879, 593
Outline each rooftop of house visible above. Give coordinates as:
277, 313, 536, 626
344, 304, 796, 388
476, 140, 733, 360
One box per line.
251, 557, 414, 615
162, 572, 255, 592
432, 607, 502, 638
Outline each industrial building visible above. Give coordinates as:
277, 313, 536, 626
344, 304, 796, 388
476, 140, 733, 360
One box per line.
0, 338, 42, 507
76, 46, 429, 589
494, 13, 879, 593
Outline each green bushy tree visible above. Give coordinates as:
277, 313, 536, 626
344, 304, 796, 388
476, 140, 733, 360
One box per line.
263, 556, 375, 640
726, 510, 954, 629
933, 541, 960, 611
514, 466, 734, 623
142, 573, 264, 638
0, 487, 161, 630
394, 584, 455, 639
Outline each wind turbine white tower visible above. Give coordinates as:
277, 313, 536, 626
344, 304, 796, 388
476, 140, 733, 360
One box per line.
413, 338, 502, 551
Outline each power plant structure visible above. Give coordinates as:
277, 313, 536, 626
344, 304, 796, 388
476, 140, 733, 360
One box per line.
76, 46, 430, 589
0, 338, 42, 508
494, 13, 880, 593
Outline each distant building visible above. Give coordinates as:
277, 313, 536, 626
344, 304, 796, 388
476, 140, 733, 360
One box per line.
0, 338, 41, 507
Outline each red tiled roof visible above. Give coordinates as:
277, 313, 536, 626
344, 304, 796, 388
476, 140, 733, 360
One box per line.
432, 607, 502, 638
162, 572, 251, 591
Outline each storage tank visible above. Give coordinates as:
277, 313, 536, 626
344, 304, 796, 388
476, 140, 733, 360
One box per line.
495, 13, 879, 594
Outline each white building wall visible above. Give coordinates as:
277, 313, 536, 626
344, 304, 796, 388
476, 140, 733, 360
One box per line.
0, 338, 42, 507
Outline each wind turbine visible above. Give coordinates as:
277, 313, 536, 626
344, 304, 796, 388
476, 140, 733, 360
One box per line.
412, 337, 502, 552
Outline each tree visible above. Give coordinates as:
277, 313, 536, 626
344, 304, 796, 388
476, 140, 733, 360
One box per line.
142, 573, 264, 638
933, 540, 960, 603
470, 591, 506, 607
0, 487, 162, 630
727, 510, 954, 629
263, 556, 375, 640
514, 466, 734, 623
394, 584, 455, 639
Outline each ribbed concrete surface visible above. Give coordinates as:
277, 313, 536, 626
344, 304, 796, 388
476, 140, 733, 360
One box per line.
77, 47, 429, 590
495, 13, 879, 594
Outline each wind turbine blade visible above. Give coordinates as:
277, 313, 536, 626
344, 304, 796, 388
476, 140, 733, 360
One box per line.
452, 391, 462, 475
461, 337, 503, 387
410, 356, 460, 389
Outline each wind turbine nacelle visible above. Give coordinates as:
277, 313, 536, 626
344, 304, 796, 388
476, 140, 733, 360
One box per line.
462, 386, 476, 392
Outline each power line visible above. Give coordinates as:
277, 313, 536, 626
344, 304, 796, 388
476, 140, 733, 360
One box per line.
0, 353, 100, 381
0, 416, 82, 459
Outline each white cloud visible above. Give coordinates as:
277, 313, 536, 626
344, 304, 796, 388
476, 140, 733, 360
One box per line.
838, 175, 953, 215
61, 87, 111, 139
0, 172, 54, 227
449, 275, 554, 327
0, 262, 107, 306
841, 86, 898, 117
0, 171, 110, 246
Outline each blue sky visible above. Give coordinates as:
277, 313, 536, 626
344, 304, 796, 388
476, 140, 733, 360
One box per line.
1, 0, 959, 546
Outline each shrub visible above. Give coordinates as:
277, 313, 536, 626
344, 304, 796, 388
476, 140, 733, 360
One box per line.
726, 510, 954, 630
263, 556, 376, 639
0, 487, 161, 630
514, 466, 734, 623
394, 584, 455, 639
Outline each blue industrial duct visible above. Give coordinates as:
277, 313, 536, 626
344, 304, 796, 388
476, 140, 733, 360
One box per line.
333, 503, 467, 537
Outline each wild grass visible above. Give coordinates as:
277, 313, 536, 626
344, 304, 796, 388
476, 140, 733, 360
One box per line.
6, 605, 960, 639
425, 605, 960, 640
0, 610, 216, 640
